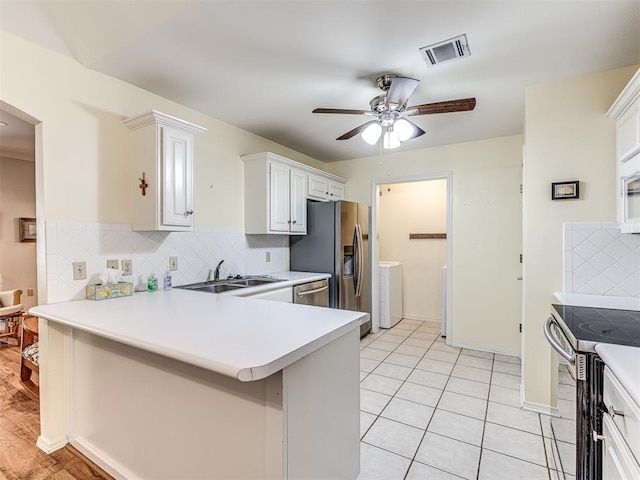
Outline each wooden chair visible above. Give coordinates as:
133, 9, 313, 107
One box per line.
20, 315, 39, 397
0, 289, 23, 345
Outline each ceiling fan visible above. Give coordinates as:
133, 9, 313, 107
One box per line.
313, 74, 476, 149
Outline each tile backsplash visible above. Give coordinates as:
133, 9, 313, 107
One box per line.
45, 222, 289, 303
563, 222, 640, 297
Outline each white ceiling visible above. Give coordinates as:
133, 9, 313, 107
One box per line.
1, 1, 639, 162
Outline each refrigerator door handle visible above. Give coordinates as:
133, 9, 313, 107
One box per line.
353, 225, 359, 295
355, 224, 364, 298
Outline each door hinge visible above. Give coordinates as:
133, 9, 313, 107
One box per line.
519, 323, 522, 333
520, 184, 523, 194
519, 254, 523, 263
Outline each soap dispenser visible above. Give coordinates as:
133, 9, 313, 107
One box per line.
163, 269, 172, 290
147, 273, 158, 292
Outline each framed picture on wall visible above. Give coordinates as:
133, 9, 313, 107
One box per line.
551, 181, 579, 200
19, 217, 37, 242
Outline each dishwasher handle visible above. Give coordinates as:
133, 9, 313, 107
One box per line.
544, 316, 575, 365
296, 285, 329, 297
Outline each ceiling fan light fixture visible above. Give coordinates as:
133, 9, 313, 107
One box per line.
394, 118, 415, 141
383, 129, 400, 149
361, 123, 382, 145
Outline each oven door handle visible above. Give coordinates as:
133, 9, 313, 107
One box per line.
544, 316, 576, 365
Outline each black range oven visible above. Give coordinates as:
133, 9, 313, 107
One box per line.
544, 304, 640, 480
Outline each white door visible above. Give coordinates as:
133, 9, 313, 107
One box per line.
289, 168, 307, 233
162, 126, 193, 227
270, 162, 291, 232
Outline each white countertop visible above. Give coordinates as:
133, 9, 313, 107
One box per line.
595, 343, 640, 407
31, 272, 366, 382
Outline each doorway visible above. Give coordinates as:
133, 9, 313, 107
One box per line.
370, 173, 452, 341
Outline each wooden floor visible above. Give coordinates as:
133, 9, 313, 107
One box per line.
0, 343, 113, 480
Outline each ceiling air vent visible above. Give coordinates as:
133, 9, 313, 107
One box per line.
419, 34, 470, 67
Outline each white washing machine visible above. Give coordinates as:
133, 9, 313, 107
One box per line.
379, 261, 403, 328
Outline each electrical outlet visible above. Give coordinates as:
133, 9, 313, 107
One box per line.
169, 256, 178, 271
122, 259, 133, 276
72, 261, 87, 280
265, 251, 271, 263
27, 288, 34, 296
107, 259, 119, 269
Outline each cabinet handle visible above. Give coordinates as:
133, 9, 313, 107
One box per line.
287, 220, 291, 224
292, 220, 297, 224
325, 192, 329, 195
607, 405, 625, 418
592, 431, 606, 442
185, 210, 194, 216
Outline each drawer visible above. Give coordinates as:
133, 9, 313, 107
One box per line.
603, 415, 640, 480
603, 367, 640, 462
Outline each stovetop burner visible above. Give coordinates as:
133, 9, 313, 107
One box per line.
553, 304, 640, 348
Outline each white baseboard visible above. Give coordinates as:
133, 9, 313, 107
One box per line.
520, 384, 561, 417
402, 314, 441, 323
449, 340, 520, 358
70, 436, 139, 480
36, 435, 68, 453
521, 400, 561, 417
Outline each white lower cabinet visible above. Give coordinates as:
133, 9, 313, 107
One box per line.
601, 367, 640, 480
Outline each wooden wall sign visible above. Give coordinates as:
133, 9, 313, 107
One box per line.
409, 233, 447, 239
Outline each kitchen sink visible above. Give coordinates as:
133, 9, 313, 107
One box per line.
193, 284, 246, 293
177, 276, 284, 293
226, 277, 284, 287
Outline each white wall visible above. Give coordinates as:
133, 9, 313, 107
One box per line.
378, 179, 447, 322
0, 156, 37, 309
0, 30, 328, 447
0, 31, 325, 229
522, 65, 638, 408
327, 136, 523, 354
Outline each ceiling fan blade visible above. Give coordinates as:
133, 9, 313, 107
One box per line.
313, 108, 370, 115
407, 97, 476, 115
386, 77, 419, 108
336, 121, 378, 140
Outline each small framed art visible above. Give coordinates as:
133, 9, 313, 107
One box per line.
19, 217, 37, 242
551, 181, 579, 200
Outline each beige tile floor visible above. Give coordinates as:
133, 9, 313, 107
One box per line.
358, 319, 577, 480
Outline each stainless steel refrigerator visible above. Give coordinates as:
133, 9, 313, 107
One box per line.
290, 200, 371, 337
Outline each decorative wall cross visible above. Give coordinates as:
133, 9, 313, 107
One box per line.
139, 172, 148, 196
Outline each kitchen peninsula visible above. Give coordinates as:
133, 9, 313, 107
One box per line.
31, 286, 366, 479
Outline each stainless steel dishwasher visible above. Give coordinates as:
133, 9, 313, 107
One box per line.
293, 279, 329, 307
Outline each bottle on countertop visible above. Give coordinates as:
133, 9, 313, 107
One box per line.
163, 269, 172, 290
147, 273, 158, 292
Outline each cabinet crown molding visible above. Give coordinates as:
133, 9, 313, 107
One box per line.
123, 110, 207, 135
608, 67, 640, 119
241, 152, 346, 183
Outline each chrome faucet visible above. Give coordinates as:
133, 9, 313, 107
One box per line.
210, 259, 224, 282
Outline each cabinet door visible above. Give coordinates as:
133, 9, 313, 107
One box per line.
308, 173, 329, 201
289, 168, 307, 233
618, 106, 640, 162
329, 181, 345, 201
162, 126, 193, 227
270, 162, 291, 232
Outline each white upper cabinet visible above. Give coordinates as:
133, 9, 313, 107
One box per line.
608, 68, 640, 233
244, 153, 308, 234
242, 152, 347, 235
308, 172, 346, 202
123, 110, 206, 231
